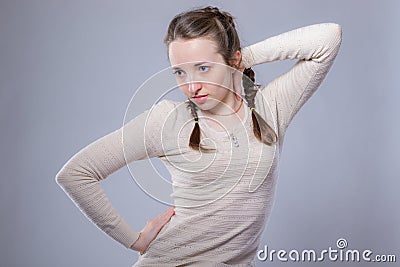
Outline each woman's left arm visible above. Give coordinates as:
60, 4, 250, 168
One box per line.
241, 23, 342, 134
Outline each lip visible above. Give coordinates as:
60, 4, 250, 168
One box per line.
192, 94, 208, 103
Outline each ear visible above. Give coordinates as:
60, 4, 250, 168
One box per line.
229, 50, 244, 71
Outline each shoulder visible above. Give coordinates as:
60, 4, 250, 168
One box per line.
151, 99, 177, 112
152, 99, 186, 110
143, 99, 193, 152
146, 99, 191, 127
151, 99, 189, 116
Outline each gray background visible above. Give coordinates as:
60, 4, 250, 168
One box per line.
1, 0, 399, 266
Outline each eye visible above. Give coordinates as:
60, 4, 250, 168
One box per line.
199, 66, 209, 72
173, 69, 185, 77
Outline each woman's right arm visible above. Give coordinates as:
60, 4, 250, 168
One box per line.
55, 99, 175, 251
241, 23, 342, 135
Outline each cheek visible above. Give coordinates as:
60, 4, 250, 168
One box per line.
207, 84, 228, 97
179, 84, 190, 96
209, 66, 232, 88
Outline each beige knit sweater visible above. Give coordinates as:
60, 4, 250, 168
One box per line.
55, 23, 342, 266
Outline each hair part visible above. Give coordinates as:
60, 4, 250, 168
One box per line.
164, 6, 240, 66
165, 6, 278, 151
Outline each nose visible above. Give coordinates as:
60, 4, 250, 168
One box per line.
188, 81, 202, 93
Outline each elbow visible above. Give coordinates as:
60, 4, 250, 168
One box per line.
55, 166, 70, 189
55, 157, 101, 190
325, 22, 343, 45
316, 23, 342, 60
54, 159, 81, 188
332, 23, 342, 42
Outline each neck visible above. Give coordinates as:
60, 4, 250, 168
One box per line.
199, 95, 246, 132
202, 92, 242, 116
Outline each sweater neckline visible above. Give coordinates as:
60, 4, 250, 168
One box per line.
197, 103, 250, 136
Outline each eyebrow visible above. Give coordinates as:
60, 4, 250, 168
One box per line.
194, 61, 209, 66
172, 61, 209, 71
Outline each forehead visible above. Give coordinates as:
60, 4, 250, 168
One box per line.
168, 37, 221, 66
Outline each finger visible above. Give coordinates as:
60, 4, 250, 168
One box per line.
159, 209, 175, 221
161, 206, 175, 216
153, 208, 174, 225
153, 214, 173, 232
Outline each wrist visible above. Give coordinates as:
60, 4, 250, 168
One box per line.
240, 46, 254, 69
130, 231, 142, 251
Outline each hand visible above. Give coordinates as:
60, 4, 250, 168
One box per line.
130, 206, 175, 254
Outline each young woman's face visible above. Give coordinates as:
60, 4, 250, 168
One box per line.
168, 37, 236, 112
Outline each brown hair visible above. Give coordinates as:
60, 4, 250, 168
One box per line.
164, 6, 278, 151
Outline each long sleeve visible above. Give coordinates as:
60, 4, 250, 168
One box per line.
241, 23, 342, 134
55, 99, 175, 249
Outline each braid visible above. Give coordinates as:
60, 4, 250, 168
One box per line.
243, 68, 257, 108
164, 6, 276, 149
242, 68, 278, 145
186, 99, 215, 152
164, 6, 240, 69
202, 7, 235, 27
188, 98, 199, 120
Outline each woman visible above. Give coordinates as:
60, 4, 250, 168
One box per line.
55, 6, 342, 266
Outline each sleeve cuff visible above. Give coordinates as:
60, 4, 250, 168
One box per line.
241, 46, 255, 69
107, 217, 141, 249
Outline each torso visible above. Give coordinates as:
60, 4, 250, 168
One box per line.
134, 94, 282, 266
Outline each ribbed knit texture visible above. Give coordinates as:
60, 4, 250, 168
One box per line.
55, 23, 342, 266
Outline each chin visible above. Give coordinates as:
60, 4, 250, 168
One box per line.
194, 99, 219, 111
196, 103, 213, 111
